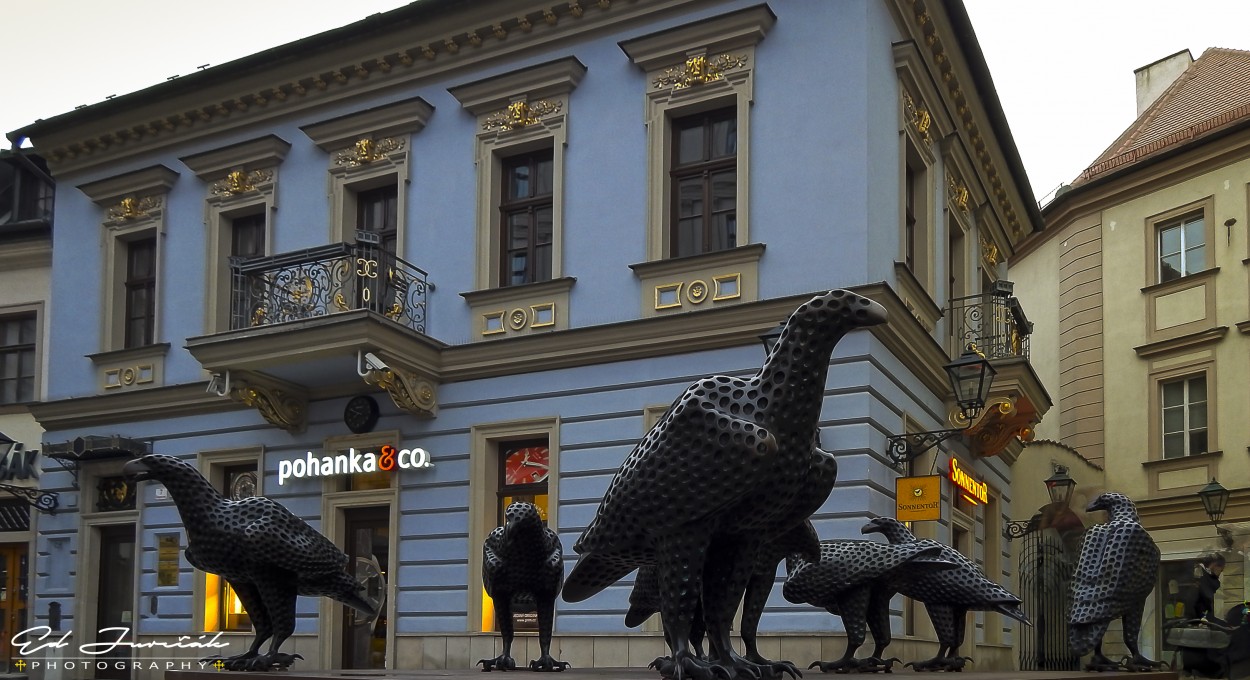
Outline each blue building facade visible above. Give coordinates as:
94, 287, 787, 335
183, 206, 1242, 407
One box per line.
14, 0, 1047, 675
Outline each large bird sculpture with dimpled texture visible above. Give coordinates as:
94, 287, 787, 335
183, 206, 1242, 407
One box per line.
1068, 492, 1164, 672
479, 501, 568, 672
783, 539, 961, 673
862, 516, 1031, 672
124, 454, 377, 671
563, 289, 887, 680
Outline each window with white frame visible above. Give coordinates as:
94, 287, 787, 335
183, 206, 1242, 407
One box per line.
1161, 375, 1207, 458
0, 313, 36, 404
1158, 212, 1206, 283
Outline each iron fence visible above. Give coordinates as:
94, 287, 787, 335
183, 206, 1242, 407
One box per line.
229, 241, 430, 333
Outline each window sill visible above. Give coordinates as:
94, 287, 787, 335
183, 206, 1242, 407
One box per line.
1142, 450, 1223, 469
892, 261, 941, 335
1133, 326, 1227, 357
629, 244, 765, 318
1140, 266, 1219, 295
460, 277, 576, 340
86, 343, 170, 392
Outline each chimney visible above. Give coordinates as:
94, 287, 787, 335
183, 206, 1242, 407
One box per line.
1134, 49, 1193, 116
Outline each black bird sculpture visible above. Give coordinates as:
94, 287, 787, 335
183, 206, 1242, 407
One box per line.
783, 539, 960, 673
563, 289, 888, 680
861, 517, 1030, 671
479, 501, 569, 672
123, 454, 378, 671
1068, 492, 1165, 672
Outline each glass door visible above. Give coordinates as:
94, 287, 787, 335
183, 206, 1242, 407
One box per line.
340, 507, 388, 669
95, 525, 135, 680
0, 543, 28, 665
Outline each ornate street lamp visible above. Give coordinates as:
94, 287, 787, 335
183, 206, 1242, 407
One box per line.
1198, 478, 1230, 524
885, 346, 997, 469
1005, 464, 1079, 542
1044, 465, 1075, 508
759, 324, 784, 354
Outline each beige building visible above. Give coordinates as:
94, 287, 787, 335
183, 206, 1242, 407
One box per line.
1013, 47, 1250, 660
0, 148, 54, 662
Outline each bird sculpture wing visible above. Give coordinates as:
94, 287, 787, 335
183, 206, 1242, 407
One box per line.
233, 497, 351, 575
1069, 522, 1131, 624
564, 387, 777, 601
482, 526, 507, 598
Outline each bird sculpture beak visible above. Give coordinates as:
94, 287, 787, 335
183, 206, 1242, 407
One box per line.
860, 521, 879, 534
861, 298, 889, 327
122, 458, 153, 482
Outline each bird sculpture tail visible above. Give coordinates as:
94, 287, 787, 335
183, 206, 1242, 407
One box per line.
1068, 620, 1108, 657
303, 571, 380, 618
564, 552, 637, 603
625, 566, 660, 627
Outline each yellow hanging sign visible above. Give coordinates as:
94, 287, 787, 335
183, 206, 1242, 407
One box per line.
896, 475, 942, 521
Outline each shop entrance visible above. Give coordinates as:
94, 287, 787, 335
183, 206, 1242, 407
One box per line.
0, 543, 28, 664
95, 524, 135, 679
340, 506, 388, 669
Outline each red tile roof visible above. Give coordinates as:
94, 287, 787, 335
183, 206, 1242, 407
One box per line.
1074, 47, 1250, 184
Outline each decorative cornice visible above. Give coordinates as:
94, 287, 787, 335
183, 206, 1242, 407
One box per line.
448, 56, 587, 115
618, 4, 775, 71
29, 2, 724, 176
77, 164, 180, 206
301, 96, 433, 153
179, 135, 292, 180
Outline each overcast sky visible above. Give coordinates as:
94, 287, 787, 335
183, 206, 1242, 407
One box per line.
4, 1, 1249, 205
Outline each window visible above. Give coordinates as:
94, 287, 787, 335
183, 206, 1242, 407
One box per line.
484, 438, 551, 632
500, 151, 555, 286
670, 109, 737, 258
356, 185, 398, 255
902, 144, 931, 288
0, 156, 53, 227
1161, 375, 1207, 458
1158, 212, 1205, 282
0, 314, 36, 404
619, 5, 772, 263
230, 213, 266, 259
124, 237, 157, 349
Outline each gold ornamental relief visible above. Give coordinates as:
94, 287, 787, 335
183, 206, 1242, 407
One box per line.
947, 175, 970, 214
653, 54, 748, 90
901, 91, 932, 145
483, 100, 563, 133
335, 137, 405, 167
211, 169, 273, 197
108, 195, 161, 221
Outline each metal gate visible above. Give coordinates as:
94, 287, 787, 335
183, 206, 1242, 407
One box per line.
1018, 523, 1085, 670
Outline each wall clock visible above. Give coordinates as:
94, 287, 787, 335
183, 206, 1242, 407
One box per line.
344, 395, 380, 434
504, 446, 550, 485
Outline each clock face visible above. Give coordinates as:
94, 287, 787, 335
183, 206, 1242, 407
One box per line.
229, 471, 258, 500
344, 395, 380, 434
504, 446, 550, 485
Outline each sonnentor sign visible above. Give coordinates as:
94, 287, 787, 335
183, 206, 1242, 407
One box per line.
948, 457, 987, 505
277, 446, 432, 485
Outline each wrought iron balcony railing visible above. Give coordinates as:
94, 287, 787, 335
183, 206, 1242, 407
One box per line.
947, 284, 1032, 361
229, 241, 430, 333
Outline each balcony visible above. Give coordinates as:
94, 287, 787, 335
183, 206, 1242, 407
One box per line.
945, 282, 1050, 461
186, 240, 443, 432
229, 241, 430, 333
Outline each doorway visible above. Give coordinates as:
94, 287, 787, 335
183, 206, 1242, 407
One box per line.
340, 506, 388, 669
95, 525, 135, 679
0, 543, 28, 664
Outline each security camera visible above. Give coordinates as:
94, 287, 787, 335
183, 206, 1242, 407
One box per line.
363, 352, 389, 372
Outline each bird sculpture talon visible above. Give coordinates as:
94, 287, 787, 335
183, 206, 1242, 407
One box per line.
904, 656, 966, 672
478, 654, 517, 672
652, 651, 734, 680
1082, 653, 1121, 673
529, 654, 570, 672
857, 657, 899, 673
1120, 655, 1164, 673
245, 652, 303, 671
808, 659, 857, 673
